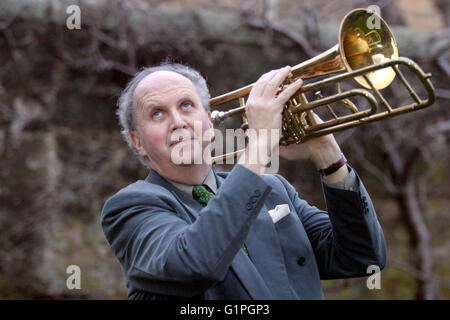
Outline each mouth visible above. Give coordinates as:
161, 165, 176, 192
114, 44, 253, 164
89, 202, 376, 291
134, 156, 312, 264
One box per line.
170, 136, 194, 147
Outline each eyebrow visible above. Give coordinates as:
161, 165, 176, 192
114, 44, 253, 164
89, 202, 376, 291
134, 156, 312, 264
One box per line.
145, 103, 164, 110
177, 95, 194, 105
137, 94, 165, 112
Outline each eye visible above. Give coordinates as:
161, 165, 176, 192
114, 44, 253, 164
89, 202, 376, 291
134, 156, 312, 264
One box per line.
151, 110, 163, 120
181, 102, 193, 110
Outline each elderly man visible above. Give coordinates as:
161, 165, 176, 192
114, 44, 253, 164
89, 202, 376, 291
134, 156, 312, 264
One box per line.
101, 62, 386, 300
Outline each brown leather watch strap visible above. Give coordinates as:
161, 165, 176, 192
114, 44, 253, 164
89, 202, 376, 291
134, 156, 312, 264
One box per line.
318, 154, 347, 176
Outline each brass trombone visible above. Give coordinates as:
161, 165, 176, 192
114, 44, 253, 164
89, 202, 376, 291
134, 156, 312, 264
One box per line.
210, 8, 435, 162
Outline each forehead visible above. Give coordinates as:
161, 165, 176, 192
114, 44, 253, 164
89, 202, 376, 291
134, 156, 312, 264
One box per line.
133, 71, 197, 103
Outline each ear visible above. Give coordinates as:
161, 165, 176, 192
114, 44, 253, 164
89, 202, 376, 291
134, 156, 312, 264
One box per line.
207, 111, 215, 139
130, 130, 148, 158
207, 111, 214, 129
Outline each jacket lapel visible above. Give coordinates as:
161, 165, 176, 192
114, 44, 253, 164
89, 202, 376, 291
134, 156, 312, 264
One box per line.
216, 171, 294, 298
244, 206, 295, 299
230, 249, 274, 299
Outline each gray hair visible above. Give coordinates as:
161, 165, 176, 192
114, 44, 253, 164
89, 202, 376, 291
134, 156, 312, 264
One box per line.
116, 62, 211, 167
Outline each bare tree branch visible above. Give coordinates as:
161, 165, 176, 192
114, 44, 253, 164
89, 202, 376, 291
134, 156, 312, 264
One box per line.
241, 13, 319, 58
376, 126, 402, 177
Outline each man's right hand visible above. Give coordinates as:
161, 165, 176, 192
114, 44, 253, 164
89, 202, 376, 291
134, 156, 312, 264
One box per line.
246, 66, 303, 131
238, 66, 304, 175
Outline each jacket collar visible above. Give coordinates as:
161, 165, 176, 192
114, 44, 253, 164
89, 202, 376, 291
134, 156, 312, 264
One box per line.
145, 169, 224, 220
146, 168, 221, 191
166, 169, 218, 195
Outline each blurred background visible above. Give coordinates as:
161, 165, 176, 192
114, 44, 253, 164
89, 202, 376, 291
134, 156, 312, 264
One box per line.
0, 0, 448, 299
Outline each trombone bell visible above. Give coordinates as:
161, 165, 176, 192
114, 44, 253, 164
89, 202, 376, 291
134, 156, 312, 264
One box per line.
340, 9, 398, 89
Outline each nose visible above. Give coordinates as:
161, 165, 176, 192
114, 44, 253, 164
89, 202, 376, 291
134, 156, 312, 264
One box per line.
169, 109, 188, 131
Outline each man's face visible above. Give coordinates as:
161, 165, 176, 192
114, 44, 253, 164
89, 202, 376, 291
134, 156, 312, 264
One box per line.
131, 71, 213, 175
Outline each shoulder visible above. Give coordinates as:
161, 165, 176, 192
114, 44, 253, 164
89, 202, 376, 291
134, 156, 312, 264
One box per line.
101, 179, 173, 219
107, 179, 163, 203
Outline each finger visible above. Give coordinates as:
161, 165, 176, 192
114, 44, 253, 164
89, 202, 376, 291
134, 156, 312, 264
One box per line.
252, 66, 289, 98
276, 78, 303, 104
257, 70, 276, 83
262, 66, 291, 97
249, 70, 277, 99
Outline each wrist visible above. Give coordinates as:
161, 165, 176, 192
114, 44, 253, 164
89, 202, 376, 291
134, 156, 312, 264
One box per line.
248, 134, 278, 159
318, 154, 347, 176
310, 138, 343, 170
237, 138, 271, 176
322, 163, 349, 184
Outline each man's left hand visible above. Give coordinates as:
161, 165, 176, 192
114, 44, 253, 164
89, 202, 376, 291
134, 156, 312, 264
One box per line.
279, 112, 349, 183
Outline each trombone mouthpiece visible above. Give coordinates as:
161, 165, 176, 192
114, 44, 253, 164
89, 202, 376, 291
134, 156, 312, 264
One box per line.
211, 110, 226, 124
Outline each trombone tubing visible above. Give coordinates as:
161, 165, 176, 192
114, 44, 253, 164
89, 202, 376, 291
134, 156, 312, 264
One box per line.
210, 57, 435, 124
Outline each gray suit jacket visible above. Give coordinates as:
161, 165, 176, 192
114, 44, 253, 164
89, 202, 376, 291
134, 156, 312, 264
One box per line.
101, 165, 386, 300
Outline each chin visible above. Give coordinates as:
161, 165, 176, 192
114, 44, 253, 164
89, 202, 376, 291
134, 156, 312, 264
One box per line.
177, 162, 195, 167
173, 154, 204, 166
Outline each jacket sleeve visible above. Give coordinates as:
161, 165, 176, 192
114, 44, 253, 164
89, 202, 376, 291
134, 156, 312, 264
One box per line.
101, 165, 271, 296
275, 168, 386, 279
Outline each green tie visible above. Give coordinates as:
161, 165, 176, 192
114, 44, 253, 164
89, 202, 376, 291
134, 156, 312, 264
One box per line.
192, 185, 250, 257
192, 184, 215, 207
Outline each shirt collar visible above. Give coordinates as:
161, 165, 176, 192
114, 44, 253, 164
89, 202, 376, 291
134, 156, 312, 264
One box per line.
167, 169, 217, 196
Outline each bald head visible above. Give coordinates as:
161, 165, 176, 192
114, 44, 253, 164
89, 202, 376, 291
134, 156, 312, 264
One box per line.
134, 71, 198, 115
